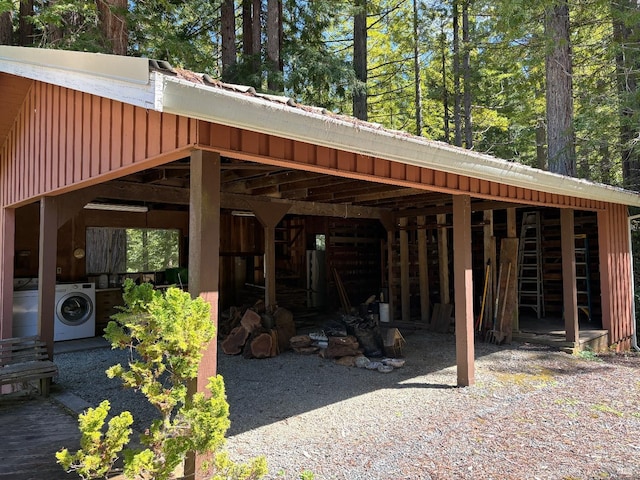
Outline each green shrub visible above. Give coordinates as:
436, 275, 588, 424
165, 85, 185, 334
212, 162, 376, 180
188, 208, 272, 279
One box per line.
57, 279, 267, 480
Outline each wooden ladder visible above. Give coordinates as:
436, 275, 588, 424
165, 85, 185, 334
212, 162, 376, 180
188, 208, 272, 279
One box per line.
517, 211, 545, 319
575, 234, 592, 322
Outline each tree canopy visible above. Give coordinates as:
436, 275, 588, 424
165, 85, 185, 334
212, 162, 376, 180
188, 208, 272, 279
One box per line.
1, 0, 637, 189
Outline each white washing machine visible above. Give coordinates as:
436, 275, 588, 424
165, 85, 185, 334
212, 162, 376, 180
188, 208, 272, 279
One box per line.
54, 283, 96, 341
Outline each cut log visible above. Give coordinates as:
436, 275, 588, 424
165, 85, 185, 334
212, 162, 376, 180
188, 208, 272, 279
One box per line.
274, 307, 296, 352
221, 326, 250, 355
292, 345, 320, 355
290, 335, 312, 348
248, 332, 273, 359
325, 336, 360, 358
335, 355, 358, 367
240, 309, 262, 333
328, 335, 359, 347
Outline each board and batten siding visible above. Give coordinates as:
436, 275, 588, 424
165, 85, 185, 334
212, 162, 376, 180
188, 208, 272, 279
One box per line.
598, 203, 634, 349
0, 80, 197, 207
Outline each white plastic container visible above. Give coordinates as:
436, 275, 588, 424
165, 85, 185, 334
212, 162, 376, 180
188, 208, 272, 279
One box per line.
379, 303, 390, 323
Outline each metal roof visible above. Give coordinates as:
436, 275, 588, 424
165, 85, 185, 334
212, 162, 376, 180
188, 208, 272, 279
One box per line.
1, 45, 639, 208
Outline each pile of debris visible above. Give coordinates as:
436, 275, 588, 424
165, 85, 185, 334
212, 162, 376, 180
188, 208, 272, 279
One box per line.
289, 313, 407, 373
220, 300, 296, 359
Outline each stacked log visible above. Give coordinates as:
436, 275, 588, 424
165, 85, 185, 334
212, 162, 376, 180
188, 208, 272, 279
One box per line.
221, 302, 296, 359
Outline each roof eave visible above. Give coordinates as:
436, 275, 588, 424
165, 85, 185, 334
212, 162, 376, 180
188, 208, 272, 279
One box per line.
159, 76, 640, 209
0, 46, 157, 109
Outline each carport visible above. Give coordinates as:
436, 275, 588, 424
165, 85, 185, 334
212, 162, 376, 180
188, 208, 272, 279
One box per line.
1, 45, 639, 399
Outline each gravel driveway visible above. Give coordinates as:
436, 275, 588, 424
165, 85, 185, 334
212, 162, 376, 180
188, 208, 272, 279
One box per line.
54, 329, 640, 480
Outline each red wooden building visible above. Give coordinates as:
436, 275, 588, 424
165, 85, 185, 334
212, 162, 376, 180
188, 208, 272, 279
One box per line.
1, 46, 639, 400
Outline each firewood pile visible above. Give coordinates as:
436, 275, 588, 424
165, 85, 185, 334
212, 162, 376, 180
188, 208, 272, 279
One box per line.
220, 300, 296, 359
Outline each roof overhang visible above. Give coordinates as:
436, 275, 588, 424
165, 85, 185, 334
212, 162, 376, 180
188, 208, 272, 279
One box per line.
1, 46, 639, 209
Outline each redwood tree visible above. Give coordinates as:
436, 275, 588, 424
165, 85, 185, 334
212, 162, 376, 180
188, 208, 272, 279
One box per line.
545, 0, 576, 176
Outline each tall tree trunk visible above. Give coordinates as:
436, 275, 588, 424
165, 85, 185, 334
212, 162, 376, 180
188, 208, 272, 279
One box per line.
413, 0, 423, 136
462, 0, 472, 149
452, 0, 462, 147
0, 10, 11, 45
536, 118, 547, 170
544, 0, 575, 176
353, 0, 367, 120
19, 0, 33, 46
441, 27, 450, 143
96, 0, 127, 55
612, 0, 640, 190
242, 0, 261, 88
221, 0, 237, 81
266, 0, 282, 92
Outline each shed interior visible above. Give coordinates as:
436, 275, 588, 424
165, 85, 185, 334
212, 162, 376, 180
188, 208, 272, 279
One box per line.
14, 155, 603, 338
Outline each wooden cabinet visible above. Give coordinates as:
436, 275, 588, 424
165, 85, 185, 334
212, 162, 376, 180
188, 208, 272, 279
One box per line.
95, 288, 123, 334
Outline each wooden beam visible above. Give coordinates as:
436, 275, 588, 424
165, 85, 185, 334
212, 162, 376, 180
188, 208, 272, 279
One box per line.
396, 200, 521, 218
38, 198, 57, 360
0, 208, 15, 339
561, 209, 579, 344
399, 217, 410, 322
417, 215, 430, 323
437, 213, 450, 305
186, 150, 221, 480
247, 200, 291, 308
97, 181, 389, 220
453, 195, 474, 387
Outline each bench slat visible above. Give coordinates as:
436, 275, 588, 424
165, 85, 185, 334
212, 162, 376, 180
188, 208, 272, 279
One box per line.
0, 336, 57, 396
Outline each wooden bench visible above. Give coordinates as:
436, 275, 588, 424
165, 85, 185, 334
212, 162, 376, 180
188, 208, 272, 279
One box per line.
0, 336, 58, 396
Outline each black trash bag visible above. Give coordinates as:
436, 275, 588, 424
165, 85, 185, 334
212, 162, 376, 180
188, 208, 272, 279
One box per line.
323, 319, 348, 337
341, 314, 384, 357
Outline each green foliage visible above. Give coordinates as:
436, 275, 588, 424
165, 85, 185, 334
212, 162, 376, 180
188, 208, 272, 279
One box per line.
56, 400, 133, 480
299, 470, 315, 480
59, 280, 266, 480
125, 228, 180, 273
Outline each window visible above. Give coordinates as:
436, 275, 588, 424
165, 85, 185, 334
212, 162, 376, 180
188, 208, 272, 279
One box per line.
86, 227, 180, 274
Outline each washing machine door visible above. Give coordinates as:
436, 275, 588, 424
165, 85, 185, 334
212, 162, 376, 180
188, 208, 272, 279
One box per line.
56, 292, 94, 326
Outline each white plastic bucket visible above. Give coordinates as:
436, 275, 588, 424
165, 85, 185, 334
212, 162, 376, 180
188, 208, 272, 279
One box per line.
379, 303, 390, 323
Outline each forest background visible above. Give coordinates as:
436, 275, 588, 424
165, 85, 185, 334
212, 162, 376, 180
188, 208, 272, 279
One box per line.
2, 0, 640, 321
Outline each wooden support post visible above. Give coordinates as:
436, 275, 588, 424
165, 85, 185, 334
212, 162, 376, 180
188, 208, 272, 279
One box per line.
38, 197, 57, 360
0, 208, 15, 339
186, 150, 221, 480
399, 217, 410, 322
379, 212, 396, 321
417, 215, 430, 323
482, 210, 495, 328
437, 213, 450, 305
506, 207, 518, 333
453, 195, 474, 387
596, 209, 612, 334
506, 208, 517, 238
561, 208, 578, 345
247, 201, 291, 308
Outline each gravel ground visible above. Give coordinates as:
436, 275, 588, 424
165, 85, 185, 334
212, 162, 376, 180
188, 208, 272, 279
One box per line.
54, 329, 640, 480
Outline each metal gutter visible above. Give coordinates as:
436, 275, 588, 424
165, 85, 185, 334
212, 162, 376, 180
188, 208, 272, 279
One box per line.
0, 46, 156, 109
158, 75, 640, 208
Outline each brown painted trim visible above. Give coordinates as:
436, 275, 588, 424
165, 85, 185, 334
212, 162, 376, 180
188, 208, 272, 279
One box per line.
0, 208, 15, 339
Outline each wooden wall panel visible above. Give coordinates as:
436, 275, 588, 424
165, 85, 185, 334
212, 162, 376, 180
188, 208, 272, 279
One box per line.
1, 82, 196, 207
598, 203, 633, 349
